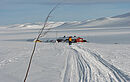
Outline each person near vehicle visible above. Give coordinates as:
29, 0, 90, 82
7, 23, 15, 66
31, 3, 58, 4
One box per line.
69, 36, 72, 45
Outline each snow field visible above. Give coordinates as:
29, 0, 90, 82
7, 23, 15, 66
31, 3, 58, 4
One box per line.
0, 12, 130, 82
60, 44, 130, 82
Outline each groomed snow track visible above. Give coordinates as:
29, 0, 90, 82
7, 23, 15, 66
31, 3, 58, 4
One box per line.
62, 45, 130, 82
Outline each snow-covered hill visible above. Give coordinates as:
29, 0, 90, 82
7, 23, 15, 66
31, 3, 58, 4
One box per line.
81, 13, 130, 27
4, 22, 65, 29
2, 12, 130, 30
112, 12, 130, 18
55, 12, 130, 29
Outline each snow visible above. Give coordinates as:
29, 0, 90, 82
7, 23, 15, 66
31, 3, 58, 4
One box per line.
55, 12, 130, 29
0, 12, 130, 82
4, 22, 65, 29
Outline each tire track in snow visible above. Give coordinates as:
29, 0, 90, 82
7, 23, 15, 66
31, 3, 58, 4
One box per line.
61, 47, 79, 82
70, 45, 130, 82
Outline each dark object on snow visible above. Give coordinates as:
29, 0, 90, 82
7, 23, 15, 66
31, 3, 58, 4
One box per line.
56, 36, 87, 43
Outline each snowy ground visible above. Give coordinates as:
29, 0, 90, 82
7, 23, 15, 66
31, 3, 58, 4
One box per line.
0, 23, 130, 82
0, 12, 130, 82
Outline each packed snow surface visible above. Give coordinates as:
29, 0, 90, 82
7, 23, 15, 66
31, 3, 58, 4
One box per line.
0, 12, 130, 82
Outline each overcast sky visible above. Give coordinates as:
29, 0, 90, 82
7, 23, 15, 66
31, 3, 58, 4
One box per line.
2, 0, 130, 3
0, 0, 130, 25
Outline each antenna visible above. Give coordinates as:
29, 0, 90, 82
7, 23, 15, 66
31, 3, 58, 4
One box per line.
23, 4, 60, 82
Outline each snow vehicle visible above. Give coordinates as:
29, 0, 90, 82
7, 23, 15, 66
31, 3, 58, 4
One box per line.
33, 38, 56, 43
76, 37, 87, 42
33, 36, 87, 43
57, 36, 76, 43
34, 39, 42, 42
56, 36, 87, 43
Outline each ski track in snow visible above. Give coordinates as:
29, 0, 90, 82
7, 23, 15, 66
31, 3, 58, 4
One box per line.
62, 45, 130, 82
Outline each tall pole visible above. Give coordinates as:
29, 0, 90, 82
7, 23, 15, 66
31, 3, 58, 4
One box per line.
23, 4, 59, 82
